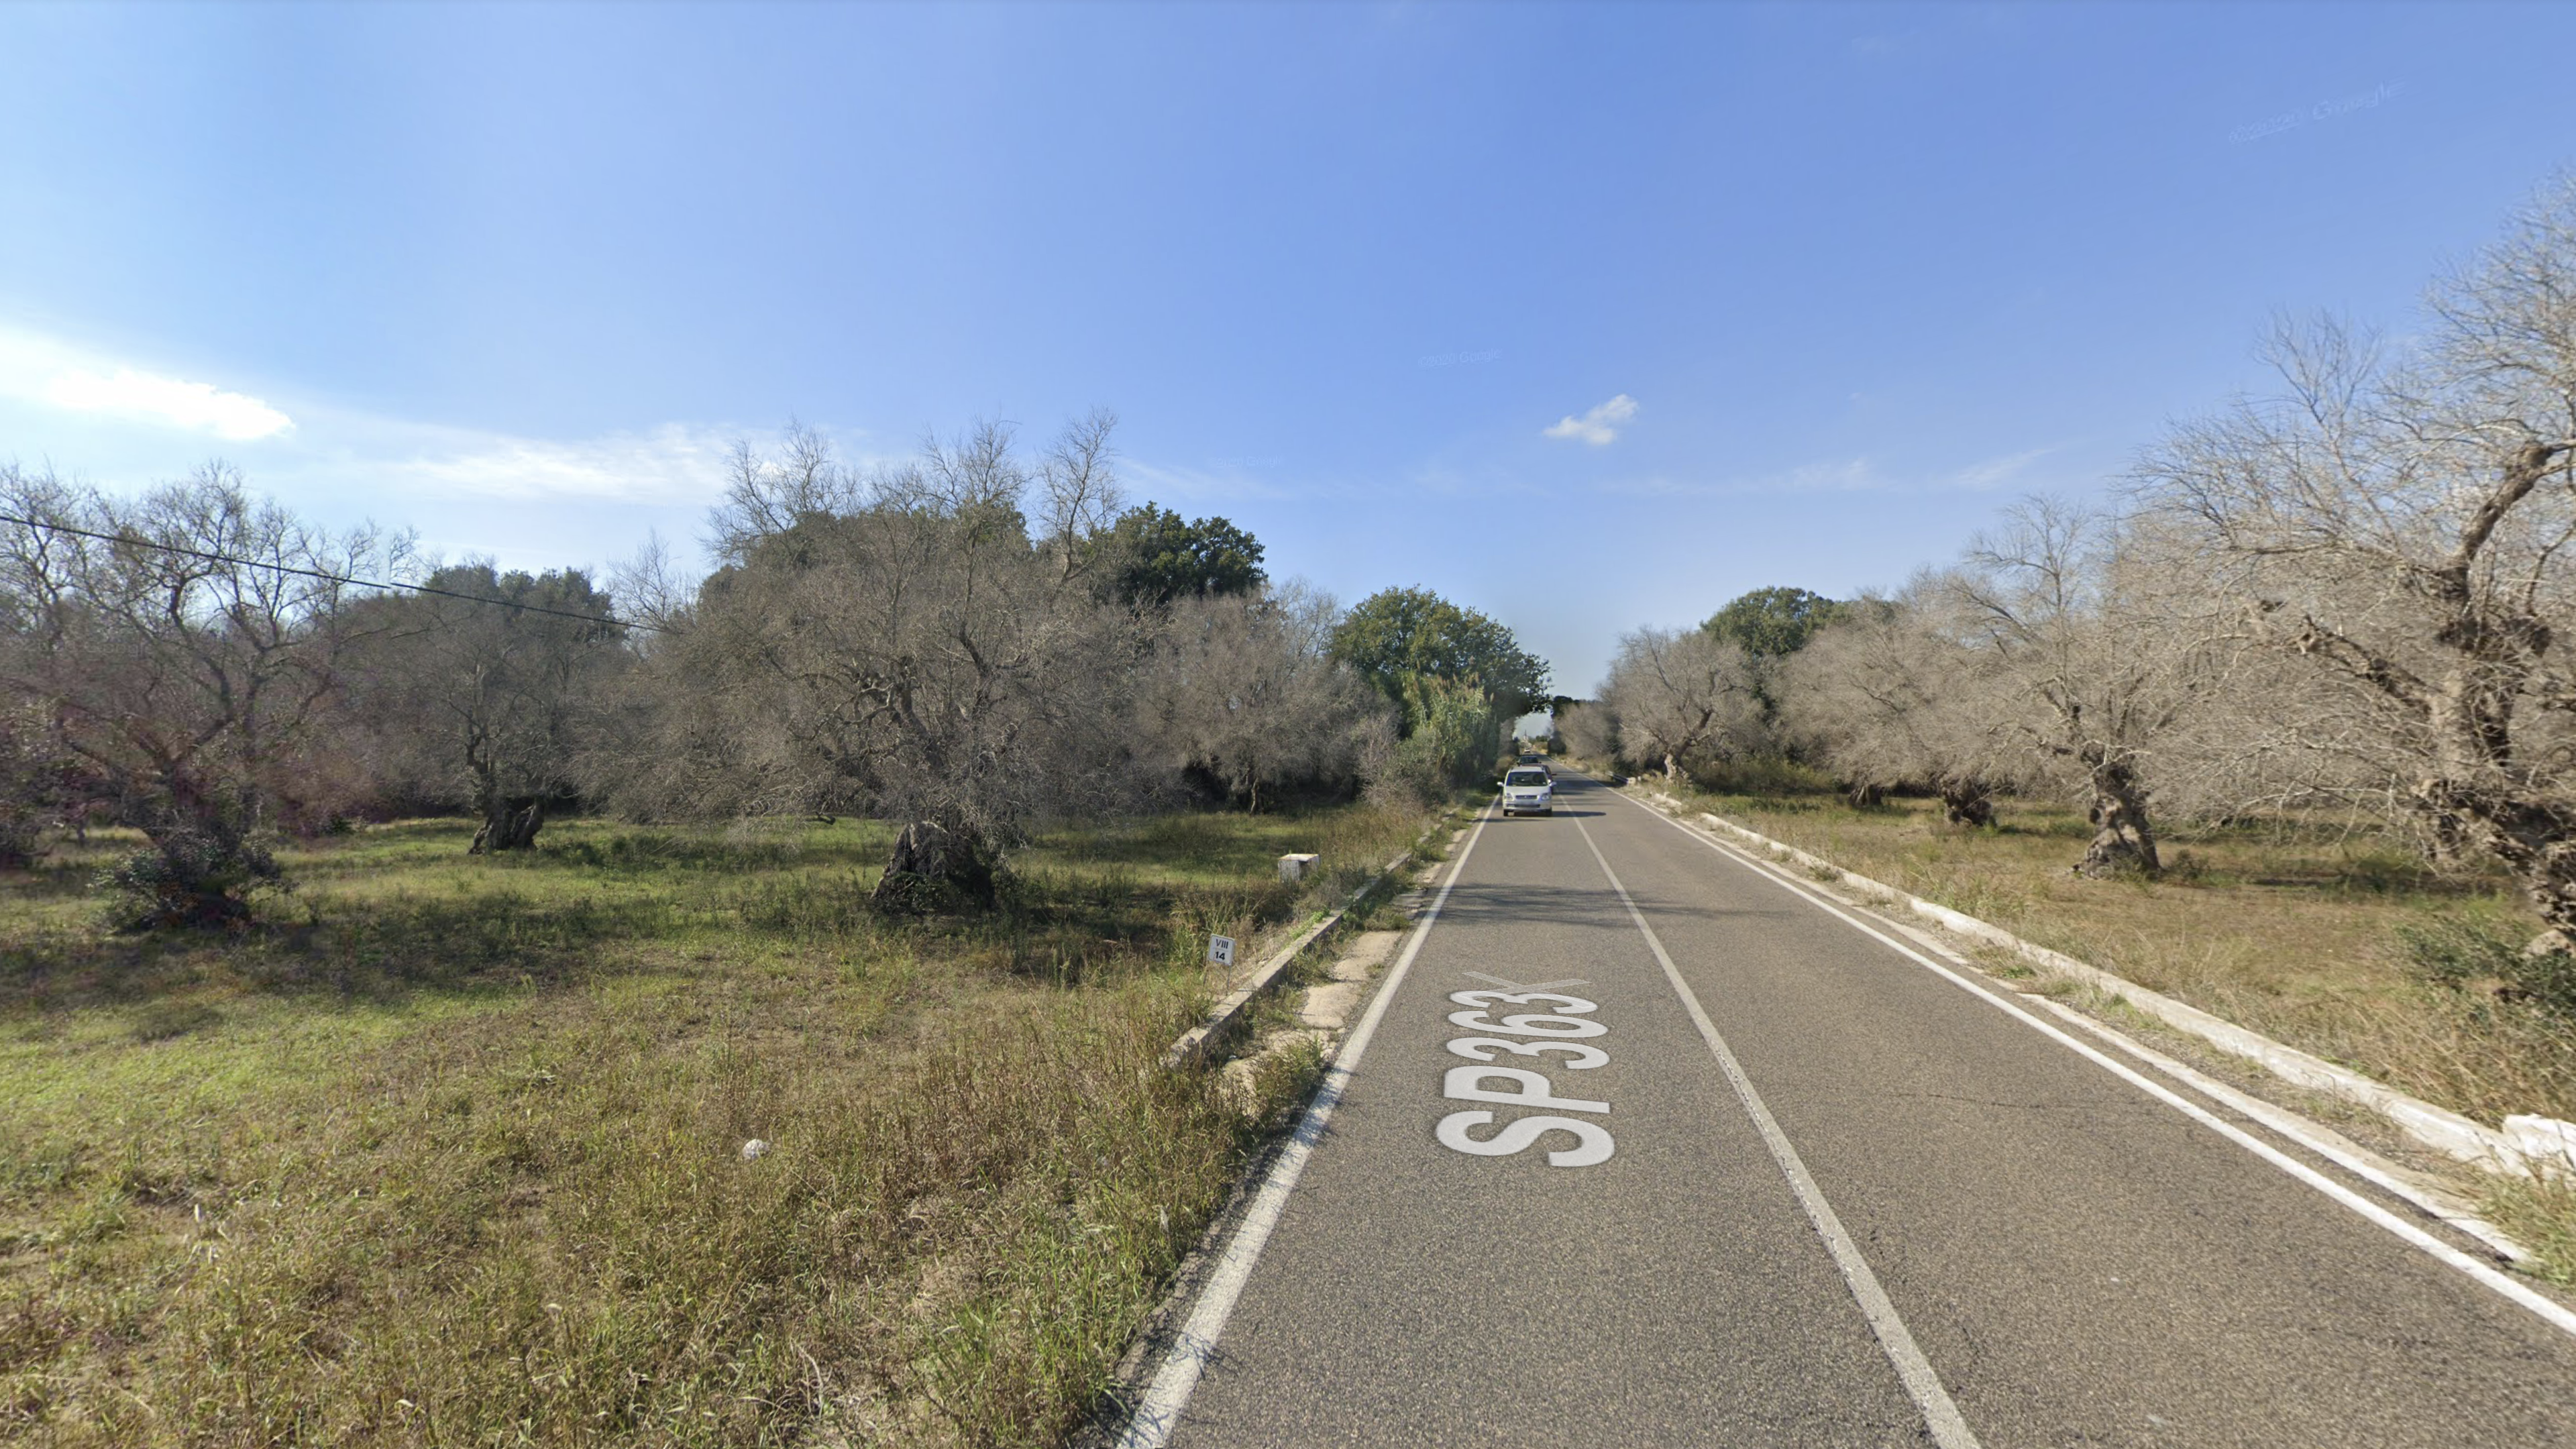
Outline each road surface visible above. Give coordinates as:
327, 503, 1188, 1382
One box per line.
1129, 772, 2576, 1448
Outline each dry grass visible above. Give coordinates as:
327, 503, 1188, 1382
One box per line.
0, 802, 1430, 1446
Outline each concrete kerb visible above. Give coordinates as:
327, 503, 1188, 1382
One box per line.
1071, 812, 1460, 1448
1159, 814, 1452, 1072
1640, 791, 2576, 1183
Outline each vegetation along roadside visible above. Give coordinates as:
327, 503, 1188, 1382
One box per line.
0, 803, 1434, 1447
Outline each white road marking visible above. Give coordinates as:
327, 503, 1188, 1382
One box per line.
1112, 805, 1497, 1449
1436, 1110, 1617, 1167
1446, 1036, 1611, 1069
1464, 970, 1592, 991
1607, 785, 2576, 1344
1572, 814, 1985, 1449
1443, 1063, 1611, 1114
2019, 992, 2532, 1263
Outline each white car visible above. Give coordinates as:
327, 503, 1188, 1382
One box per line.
1500, 767, 1555, 816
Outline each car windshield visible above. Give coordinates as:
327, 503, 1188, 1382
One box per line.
1505, 771, 1550, 787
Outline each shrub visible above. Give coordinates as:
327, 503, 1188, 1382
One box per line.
95, 830, 284, 930
2402, 912, 2576, 1019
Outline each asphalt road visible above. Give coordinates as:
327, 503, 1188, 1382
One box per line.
1141, 772, 2576, 1448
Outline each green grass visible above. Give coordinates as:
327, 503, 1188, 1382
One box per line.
0, 802, 1430, 1447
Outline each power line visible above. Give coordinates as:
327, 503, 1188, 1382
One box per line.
0, 511, 673, 634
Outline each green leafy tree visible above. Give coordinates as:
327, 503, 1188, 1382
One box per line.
1329, 588, 1548, 799
1329, 587, 1550, 720
1701, 586, 1848, 659
1097, 504, 1266, 609
1368, 673, 1505, 802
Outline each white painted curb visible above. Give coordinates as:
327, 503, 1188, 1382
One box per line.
1160, 817, 1446, 1071
1642, 791, 2576, 1181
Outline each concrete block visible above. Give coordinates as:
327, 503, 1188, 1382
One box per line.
2506, 1114, 2576, 1178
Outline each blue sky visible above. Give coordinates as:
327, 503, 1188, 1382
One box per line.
2, 1, 2571, 694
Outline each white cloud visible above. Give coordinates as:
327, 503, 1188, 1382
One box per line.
362, 422, 737, 504
0, 322, 755, 508
1543, 394, 1639, 445
38, 365, 293, 440
1945, 445, 2053, 490
0, 327, 294, 441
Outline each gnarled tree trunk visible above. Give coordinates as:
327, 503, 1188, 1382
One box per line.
1937, 776, 1996, 827
2416, 778, 2576, 955
872, 820, 998, 912
471, 796, 546, 853
2076, 756, 2159, 876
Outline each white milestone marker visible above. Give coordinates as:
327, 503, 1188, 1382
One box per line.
1208, 934, 1236, 970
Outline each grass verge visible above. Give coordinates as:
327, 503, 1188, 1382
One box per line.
0, 802, 1428, 1446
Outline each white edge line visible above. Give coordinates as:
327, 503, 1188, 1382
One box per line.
1807, 855, 2537, 1263
1570, 813, 1983, 1449
2022, 993, 2534, 1263
1610, 787, 2576, 1342
1670, 793, 2526, 1178
1112, 804, 1497, 1448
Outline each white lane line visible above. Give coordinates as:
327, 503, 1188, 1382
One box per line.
1608, 787, 2576, 1344
1571, 814, 1984, 1449
1113, 805, 1497, 1449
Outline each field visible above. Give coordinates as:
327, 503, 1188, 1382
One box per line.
1656, 774, 2576, 1278
0, 803, 1432, 1447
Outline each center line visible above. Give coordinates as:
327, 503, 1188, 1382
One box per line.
1571, 814, 1982, 1449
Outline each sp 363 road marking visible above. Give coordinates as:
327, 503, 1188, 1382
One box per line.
1436, 982, 1617, 1167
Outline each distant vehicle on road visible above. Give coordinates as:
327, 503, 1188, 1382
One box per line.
1500, 767, 1554, 816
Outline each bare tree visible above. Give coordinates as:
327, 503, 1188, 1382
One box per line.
1554, 698, 1619, 766
1930, 497, 2237, 875
706, 421, 857, 564
0, 463, 400, 922
341, 564, 631, 852
1597, 627, 1760, 784
1774, 587, 2021, 822
2133, 178, 2576, 944
1132, 582, 1391, 812
0, 700, 66, 869
611, 419, 1139, 908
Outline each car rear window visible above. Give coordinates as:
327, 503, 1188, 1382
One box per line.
1505, 770, 1551, 787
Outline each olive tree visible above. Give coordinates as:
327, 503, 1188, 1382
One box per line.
1131, 583, 1391, 811
0, 463, 398, 922
0, 700, 66, 869
341, 564, 631, 852
2133, 178, 2576, 945
612, 417, 1134, 908
1774, 587, 2021, 822
1597, 626, 1761, 784
1554, 698, 1619, 765
1929, 497, 2241, 875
